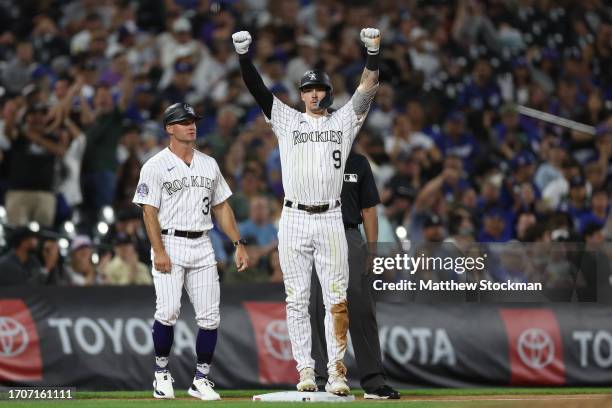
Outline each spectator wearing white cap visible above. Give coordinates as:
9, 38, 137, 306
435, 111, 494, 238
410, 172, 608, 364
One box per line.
69, 13, 105, 56
64, 235, 102, 286
407, 26, 441, 83
156, 16, 206, 79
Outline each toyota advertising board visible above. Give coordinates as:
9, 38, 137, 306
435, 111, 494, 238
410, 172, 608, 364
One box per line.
0, 285, 611, 389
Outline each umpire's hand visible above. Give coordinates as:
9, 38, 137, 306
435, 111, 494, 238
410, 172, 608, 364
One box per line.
232, 31, 252, 54
154, 250, 172, 273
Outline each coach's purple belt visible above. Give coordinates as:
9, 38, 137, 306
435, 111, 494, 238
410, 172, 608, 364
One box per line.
161, 229, 204, 239
284, 200, 340, 214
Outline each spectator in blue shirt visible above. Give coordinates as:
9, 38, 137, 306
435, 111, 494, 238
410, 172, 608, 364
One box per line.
161, 61, 198, 105
435, 110, 479, 173
440, 154, 471, 205
457, 58, 502, 112
124, 83, 156, 125
239, 195, 278, 268
535, 135, 567, 192
578, 189, 609, 235
265, 146, 283, 199
549, 75, 583, 120
502, 152, 542, 213
478, 206, 513, 243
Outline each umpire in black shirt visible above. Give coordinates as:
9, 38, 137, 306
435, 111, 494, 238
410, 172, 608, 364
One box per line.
309, 151, 400, 399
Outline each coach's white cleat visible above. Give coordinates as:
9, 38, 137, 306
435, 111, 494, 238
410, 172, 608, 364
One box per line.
325, 374, 350, 396
188, 377, 221, 401
153, 370, 175, 399
296, 367, 317, 392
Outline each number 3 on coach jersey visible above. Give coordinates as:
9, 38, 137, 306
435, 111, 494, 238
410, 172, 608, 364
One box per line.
202, 197, 210, 215
333, 150, 341, 169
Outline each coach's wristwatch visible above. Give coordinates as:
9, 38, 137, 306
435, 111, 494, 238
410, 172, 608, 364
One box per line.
233, 238, 247, 247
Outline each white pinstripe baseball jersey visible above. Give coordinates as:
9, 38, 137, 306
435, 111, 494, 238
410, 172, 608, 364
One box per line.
133, 147, 231, 231
266, 95, 368, 204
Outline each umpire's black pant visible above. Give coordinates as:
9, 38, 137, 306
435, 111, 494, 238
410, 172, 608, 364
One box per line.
309, 227, 386, 391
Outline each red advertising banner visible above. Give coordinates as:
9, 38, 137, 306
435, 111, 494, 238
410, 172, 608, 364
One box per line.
0, 299, 42, 381
500, 309, 566, 385
243, 302, 299, 385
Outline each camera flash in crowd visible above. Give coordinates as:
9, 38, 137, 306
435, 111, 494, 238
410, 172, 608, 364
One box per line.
101, 206, 115, 224
63, 221, 76, 236
97, 222, 109, 235
396, 226, 407, 240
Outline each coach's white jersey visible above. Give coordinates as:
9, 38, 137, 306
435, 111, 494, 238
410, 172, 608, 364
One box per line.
133, 147, 231, 231
266, 95, 369, 204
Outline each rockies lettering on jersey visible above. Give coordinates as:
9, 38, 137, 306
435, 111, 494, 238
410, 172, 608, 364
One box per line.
162, 176, 214, 195
133, 147, 231, 231
292, 130, 342, 145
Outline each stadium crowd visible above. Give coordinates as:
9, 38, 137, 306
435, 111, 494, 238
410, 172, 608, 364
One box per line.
0, 0, 611, 288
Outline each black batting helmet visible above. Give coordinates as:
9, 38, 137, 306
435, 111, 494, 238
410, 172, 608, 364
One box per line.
163, 102, 202, 126
299, 70, 334, 109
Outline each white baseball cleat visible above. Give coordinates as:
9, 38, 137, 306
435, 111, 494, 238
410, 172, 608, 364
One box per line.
325, 375, 350, 396
188, 377, 221, 401
153, 370, 175, 399
296, 367, 317, 392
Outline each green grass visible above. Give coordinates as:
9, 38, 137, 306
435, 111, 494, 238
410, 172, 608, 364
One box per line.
385, 387, 612, 396
3, 388, 612, 408
2, 402, 586, 408
1, 402, 537, 408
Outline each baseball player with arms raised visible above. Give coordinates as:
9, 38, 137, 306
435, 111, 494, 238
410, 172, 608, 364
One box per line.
133, 102, 249, 401
233, 28, 380, 395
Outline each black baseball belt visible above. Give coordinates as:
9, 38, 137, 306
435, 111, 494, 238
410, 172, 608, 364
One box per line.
284, 199, 340, 214
161, 229, 205, 239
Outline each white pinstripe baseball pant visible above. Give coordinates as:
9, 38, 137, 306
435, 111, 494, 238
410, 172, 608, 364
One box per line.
152, 234, 220, 329
278, 205, 349, 376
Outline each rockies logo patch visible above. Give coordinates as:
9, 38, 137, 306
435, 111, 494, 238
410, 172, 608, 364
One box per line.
344, 174, 358, 182
136, 183, 149, 197
307, 71, 317, 80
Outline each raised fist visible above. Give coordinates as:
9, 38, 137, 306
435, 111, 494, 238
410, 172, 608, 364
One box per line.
360, 28, 380, 55
232, 31, 252, 55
